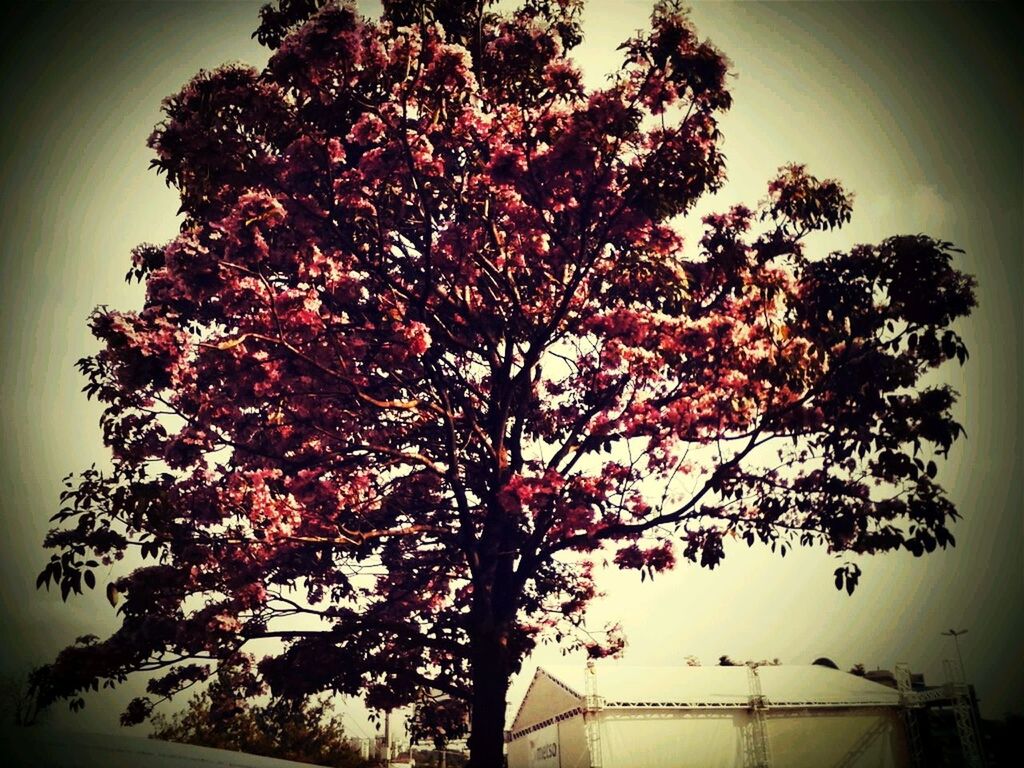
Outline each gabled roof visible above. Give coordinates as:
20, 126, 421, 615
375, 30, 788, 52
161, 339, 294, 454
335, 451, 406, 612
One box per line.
509, 666, 586, 734
536, 663, 901, 709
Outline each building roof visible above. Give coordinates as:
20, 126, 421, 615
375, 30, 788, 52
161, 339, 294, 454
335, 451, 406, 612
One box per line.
536, 663, 902, 710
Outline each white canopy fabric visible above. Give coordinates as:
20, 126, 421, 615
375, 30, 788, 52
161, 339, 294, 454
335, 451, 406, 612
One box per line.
597, 710, 906, 768
758, 665, 901, 707
537, 663, 901, 709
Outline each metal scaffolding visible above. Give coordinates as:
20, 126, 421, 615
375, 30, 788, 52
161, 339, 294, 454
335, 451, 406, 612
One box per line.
896, 660, 985, 768
944, 659, 985, 768
895, 663, 924, 768
831, 715, 894, 768
743, 663, 772, 768
585, 660, 604, 768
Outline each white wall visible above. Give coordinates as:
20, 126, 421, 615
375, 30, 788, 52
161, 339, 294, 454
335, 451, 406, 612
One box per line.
511, 706, 911, 768
598, 707, 909, 768
765, 708, 910, 768
600, 711, 744, 768
508, 714, 591, 768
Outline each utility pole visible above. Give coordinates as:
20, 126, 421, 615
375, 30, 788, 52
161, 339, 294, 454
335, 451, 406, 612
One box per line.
384, 709, 391, 767
941, 628, 969, 680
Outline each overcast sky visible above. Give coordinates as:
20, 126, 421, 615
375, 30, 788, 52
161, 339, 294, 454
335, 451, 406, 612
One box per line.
1, 0, 1020, 741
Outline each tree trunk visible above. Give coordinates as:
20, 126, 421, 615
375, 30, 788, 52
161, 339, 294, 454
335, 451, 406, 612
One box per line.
467, 628, 511, 768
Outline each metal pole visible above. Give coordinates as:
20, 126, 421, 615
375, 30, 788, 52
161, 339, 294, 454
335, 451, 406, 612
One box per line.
941, 628, 968, 680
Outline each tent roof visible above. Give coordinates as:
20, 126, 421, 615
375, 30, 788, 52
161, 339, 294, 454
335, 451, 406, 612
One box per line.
537, 663, 902, 709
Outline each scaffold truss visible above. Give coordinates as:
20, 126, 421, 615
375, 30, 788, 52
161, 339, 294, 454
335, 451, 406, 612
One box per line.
585, 661, 604, 768
944, 660, 985, 768
744, 663, 772, 768
896, 660, 985, 768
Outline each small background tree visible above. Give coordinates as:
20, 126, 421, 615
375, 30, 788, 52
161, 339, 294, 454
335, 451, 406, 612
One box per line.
149, 660, 371, 767
0, 668, 48, 728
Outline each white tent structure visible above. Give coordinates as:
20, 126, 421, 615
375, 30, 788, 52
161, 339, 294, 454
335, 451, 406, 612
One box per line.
507, 663, 911, 768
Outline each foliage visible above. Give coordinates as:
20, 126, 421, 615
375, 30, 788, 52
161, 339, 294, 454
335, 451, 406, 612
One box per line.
412, 747, 469, 767
407, 693, 469, 750
34, 0, 976, 763
1, 669, 48, 727
716, 656, 779, 667
149, 660, 370, 767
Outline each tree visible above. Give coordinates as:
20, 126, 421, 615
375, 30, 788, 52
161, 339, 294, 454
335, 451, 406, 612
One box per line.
34, 1, 976, 764
1, 668, 48, 727
716, 656, 779, 667
149, 659, 370, 767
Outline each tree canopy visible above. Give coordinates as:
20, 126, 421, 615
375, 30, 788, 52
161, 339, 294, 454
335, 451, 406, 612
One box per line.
35, 1, 976, 763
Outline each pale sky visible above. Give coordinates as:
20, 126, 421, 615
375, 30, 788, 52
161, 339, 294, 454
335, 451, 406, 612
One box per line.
1, 0, 1020, 742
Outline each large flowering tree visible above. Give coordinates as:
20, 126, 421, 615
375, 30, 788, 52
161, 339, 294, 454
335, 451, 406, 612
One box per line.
36, 0, 976, 763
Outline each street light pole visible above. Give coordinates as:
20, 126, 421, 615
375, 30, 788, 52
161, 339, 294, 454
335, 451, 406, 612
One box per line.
941, 628, 969, 680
